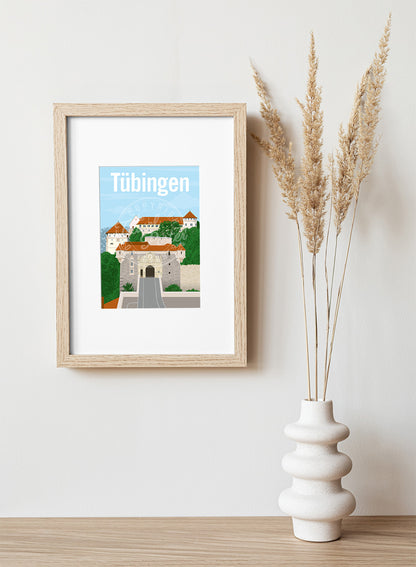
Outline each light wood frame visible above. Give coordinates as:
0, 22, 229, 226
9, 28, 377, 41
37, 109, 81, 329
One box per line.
54, 103, 246, 368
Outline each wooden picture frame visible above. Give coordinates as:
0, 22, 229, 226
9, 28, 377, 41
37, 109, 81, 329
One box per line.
54, 103, 246, 367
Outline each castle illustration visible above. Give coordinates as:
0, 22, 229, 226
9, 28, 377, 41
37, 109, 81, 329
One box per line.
105, 211, 197, 292
105, 211, 198, 254
129, 211, 197, 235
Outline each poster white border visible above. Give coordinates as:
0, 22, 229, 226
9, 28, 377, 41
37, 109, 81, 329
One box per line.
67, 116, 235, 355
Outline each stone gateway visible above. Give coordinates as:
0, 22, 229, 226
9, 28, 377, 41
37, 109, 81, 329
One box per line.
116, 236, 184, 292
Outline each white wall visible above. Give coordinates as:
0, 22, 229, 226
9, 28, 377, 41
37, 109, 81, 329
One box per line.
0, 0, 415, 516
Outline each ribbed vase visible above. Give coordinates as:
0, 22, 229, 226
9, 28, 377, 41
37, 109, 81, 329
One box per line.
279, 400, 355, 542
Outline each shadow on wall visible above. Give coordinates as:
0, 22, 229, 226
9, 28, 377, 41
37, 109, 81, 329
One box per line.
82, 115, 299, 376
247, 114, 269, 371
346, 424, 411, 514
356, 149, 408, 243
246, 112, 299, 374
77, 116, 269, 378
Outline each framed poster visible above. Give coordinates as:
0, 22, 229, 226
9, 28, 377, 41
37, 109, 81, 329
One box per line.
54, 103, 246, 367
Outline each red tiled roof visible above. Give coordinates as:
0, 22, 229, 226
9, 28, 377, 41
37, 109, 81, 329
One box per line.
137, 217, 183, 225
116, 242, 185, 252
183, 211, 197, 219
106, 222, 128, 234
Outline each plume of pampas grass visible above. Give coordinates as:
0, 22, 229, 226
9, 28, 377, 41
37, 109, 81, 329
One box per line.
297, 33, 328, 400
298, 33, 328, 256
251, 67, 299, 221
356, 15, 391, 194
333, 71, 369, 235
252, 15, 391, 401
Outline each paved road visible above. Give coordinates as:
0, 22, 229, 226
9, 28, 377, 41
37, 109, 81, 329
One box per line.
163, 297, 200, 308
138, 278, 165, 308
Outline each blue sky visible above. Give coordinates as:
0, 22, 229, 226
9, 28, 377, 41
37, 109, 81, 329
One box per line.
99, 165, 199, 229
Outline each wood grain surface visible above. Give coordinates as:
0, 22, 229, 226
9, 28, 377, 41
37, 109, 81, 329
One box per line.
0, 516, 414, 566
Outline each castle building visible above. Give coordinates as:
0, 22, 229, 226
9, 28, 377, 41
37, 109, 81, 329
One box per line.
131, 211, 198, 235
116, 237, 185, 291
182, 211, 198, 228
105, 222, 129, 254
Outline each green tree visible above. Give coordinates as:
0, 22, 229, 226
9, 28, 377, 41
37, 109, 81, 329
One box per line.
129, 227, 144, 242
158, 221, 182, 239
180, 225, 200, 264
172, 230, 182, 246
101, 252, 120, 303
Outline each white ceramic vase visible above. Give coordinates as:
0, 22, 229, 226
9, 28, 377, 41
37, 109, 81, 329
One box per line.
279, 400, 356, 542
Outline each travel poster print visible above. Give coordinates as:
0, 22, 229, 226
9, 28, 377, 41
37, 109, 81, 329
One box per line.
100, 166, 200, 309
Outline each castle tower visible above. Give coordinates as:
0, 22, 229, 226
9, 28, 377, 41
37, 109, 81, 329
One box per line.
183, 211, 197, 229
106, 222, 128, 254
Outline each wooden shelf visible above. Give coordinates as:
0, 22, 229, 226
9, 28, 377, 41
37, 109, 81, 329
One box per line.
0, 516, 414, 565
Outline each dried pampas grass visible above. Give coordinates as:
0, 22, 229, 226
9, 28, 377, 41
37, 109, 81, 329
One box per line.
298, 33, 328, 257
252, 16, 391, 401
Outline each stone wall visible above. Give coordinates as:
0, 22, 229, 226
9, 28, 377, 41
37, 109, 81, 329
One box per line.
180, 265, 200, 291
161, 255, 180, 289
145, 236, 172, 245
119, 252, 187, 291
119, 254, 137, 291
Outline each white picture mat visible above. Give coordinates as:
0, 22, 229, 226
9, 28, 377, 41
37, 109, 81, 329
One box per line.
67, 116, 235, 355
